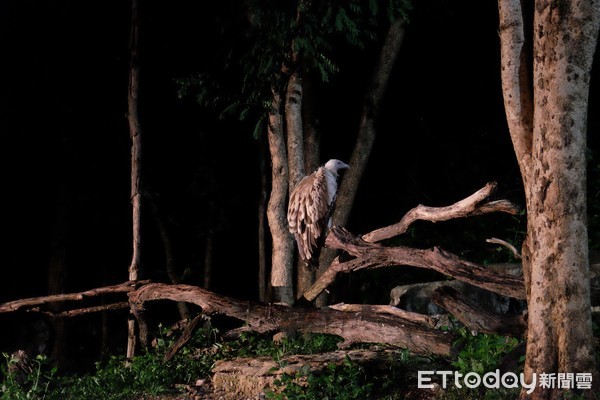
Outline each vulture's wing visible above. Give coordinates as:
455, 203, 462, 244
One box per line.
287, 168, 333, 265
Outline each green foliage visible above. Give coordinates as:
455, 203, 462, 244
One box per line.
1, 324, 217, 400
451, 327, 521, 375
50, 325, 215, 400
265, 357, 374, 400
1, 322, 540, 400
216, 331, 343, 361
1, 353, 57, 400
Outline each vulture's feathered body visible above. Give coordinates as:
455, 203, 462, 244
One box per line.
287, 159, 349, 267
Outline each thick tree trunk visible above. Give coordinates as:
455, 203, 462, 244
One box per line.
498, 0, 600, 397
267, 89, 294, 305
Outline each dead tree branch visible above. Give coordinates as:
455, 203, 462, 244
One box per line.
33, 302, 131, 318
300, 227, 525, 303
363, 182, 519, 243
0, 280, 148, 313
486, 237, 522, 259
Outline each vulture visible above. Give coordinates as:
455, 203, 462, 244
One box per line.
287, 159, 350, 267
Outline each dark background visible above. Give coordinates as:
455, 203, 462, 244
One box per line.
1, 0, 598, 369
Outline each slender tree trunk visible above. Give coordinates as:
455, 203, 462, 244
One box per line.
331, 19, 405, 229
149, 200, 190, 320
316, 19, 406, 304
302, 76, 320, 174
267, 89, 294, 304
286, 71, 305, 190
47, 183, 68, 366
286, 71, 317, 298
258, 136, 269, 302
498, 1, 600, 397
126, 0, 142, 359
203, 231, 214, 290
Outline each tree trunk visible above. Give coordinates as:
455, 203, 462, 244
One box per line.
258, 136, 269, 302
498, 0, 600, 397
267, 89, 294, 305
149, 199, 190, 320
285, 71, 305, 190
203, 231, 214, 290
317, 19, 406, 300
47, 183, 69, 366
302, 76, 320, 174
285, 70, 317, 299
330, 19, 405, 229
126, 0, 142, 359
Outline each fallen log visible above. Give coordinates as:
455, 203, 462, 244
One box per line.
128, 283, 455, 356
328, 303, 436, 328
431, 286, 527, 337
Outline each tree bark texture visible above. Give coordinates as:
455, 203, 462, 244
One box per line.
285, 71, 305, 190
266, 89, 294, 305
498, 0, 600, 397
127, 0, 142, 359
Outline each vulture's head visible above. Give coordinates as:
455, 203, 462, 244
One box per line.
324, 159, 350, 174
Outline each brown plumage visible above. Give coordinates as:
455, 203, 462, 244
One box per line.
287, 159, 349, 267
